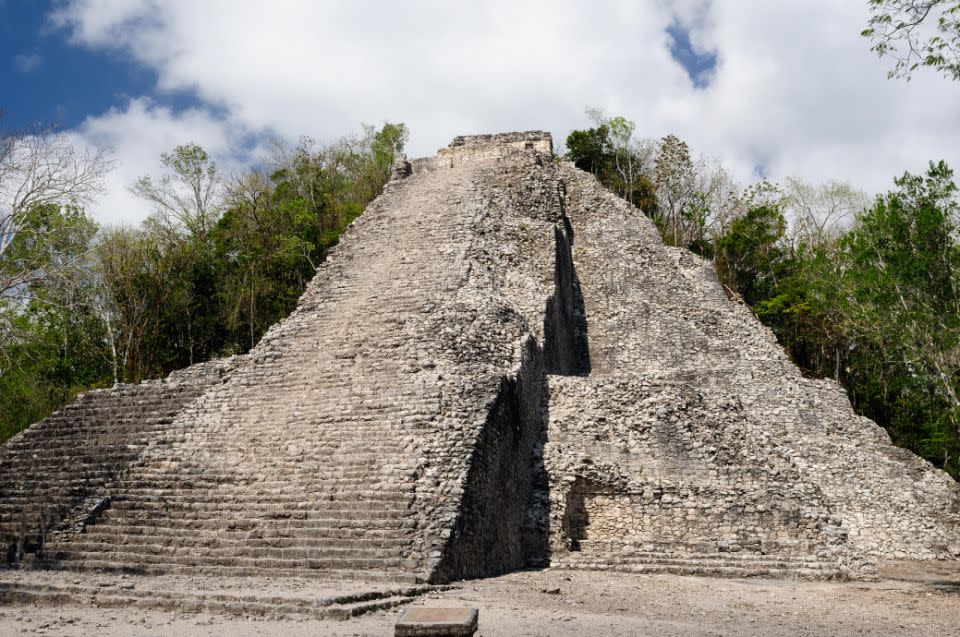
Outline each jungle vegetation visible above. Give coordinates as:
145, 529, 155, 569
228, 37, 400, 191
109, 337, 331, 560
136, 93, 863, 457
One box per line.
567, 111, 960, 479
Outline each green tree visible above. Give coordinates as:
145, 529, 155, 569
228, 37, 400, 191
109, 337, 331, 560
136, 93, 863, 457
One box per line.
565, 125, 612, 175
566, 112, 658, 214
654, 135, 715, 250
836, 161, 960, 471
715, 204, 787, 305
131, 143, 222, 237
0, 204, 108, 441
95, 225, 194, 382
754, 246, 848, 380
863, 0, 960, 80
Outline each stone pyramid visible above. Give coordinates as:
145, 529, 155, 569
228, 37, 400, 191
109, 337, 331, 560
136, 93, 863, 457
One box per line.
1, 132, 958, 583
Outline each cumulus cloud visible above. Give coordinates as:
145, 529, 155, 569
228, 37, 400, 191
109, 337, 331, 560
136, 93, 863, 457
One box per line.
13, 53, 43, 73
52, 0, 960, 224
67, 98, 259, 225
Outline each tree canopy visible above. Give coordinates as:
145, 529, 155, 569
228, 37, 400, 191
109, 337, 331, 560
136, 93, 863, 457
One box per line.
863, 0, 960, 80
565, 112, 960, 478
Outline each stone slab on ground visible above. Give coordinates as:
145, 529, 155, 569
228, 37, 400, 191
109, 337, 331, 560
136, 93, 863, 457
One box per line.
395, 607, 478, 636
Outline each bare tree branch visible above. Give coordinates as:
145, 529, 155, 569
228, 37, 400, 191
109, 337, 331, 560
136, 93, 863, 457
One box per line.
0, 123, 112, 260
864, 0, 960, 81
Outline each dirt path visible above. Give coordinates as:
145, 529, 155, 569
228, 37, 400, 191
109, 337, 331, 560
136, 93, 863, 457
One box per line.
1, 562, 958, 636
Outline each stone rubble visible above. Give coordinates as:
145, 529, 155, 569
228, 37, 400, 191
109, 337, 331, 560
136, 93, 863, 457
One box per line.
545, 161, 960, 578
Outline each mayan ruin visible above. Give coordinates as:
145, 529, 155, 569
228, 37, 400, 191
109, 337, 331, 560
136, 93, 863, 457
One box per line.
0, 132, 958, 634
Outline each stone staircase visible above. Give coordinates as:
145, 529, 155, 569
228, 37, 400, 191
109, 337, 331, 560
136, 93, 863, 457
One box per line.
35, 165, 473, 581
41, 414, 429, 578
13, 134, 566, 585
41, 468, 422, 579
0, 360, 238, 563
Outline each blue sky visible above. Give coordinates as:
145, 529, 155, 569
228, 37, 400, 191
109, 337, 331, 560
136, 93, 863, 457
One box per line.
2, 0, 150, 130
3, 1, 958, 225
667, 21, 717, 90
3, 0, 218, 139
1, 3, 711, 132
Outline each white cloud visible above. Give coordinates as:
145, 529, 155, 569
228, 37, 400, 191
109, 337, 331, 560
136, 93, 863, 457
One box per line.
52, 0, 960, 224
13, 53, 43, 73
67, 98, 258, 225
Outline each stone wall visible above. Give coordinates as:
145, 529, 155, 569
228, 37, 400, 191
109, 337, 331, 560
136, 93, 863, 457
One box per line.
438, 131, 553, 166
424, 142, 568, 580
410, 131, 554, 174
430, 336, 546, 582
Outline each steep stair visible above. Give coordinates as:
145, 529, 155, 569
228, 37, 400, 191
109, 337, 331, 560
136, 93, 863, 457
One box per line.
0, 361, 236, 563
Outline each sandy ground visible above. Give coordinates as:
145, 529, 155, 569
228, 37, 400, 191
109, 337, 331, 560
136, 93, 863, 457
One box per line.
1, 562, 959, 637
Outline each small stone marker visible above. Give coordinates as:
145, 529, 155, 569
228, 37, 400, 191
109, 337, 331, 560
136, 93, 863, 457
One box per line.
395, 607, 479, 636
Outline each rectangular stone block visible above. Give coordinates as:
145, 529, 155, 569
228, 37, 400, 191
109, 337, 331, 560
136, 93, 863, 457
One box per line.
395, 607, 479, 636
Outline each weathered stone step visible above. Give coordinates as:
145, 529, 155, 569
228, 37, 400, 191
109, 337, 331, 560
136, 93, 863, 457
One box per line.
112, 478, 413, 493
34, 558, 422, 581
46, 549, 409, 571
120, 466, 417, 483
102, 483, 416, 499
96, 508, 415, 524
0, 483, 107, 495
114, 487, 413, 501
3, 424, 167, 437
50, 540, 408, 561
562, 551, 836, 570
576, 539, 828, 555
551, 560, 840, 580
0, 579, 436, 619
11, 408, 179, 422
0, 490, 112, 509
97, 499, 413, 516
8, 407, 156, 423
63, 531, 409, 550
83, 517, 415, 534
0, 456, 144, 470
603, 550, 832, 564
1, 441, 158, 456
149, 456, 416, 468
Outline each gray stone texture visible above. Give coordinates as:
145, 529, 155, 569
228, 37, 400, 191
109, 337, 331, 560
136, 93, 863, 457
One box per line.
395, 607, 479, 636
0, 358, 244, 562
546, 161, 960, 578
0, 131, 958, 584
